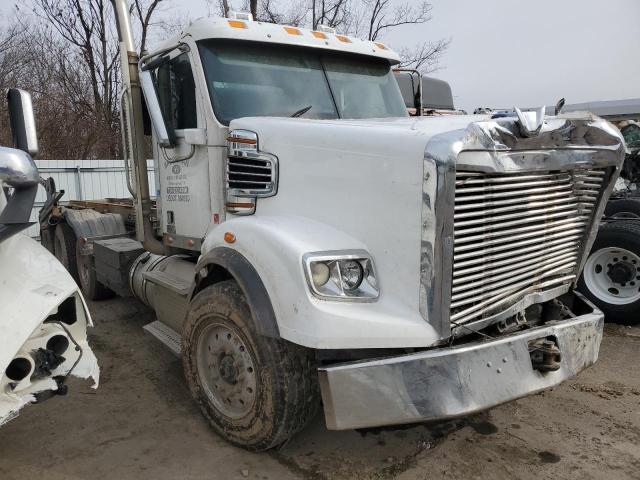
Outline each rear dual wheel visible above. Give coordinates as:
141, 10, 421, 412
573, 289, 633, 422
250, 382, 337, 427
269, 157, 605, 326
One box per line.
54, 223, 79, 281
182, 280, 320, 451
76, 242, 114, 300
52, 222, 112, 300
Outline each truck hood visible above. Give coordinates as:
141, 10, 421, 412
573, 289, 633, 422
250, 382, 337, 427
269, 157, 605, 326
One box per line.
0, 234, 99, 426
228, 115, 465, 324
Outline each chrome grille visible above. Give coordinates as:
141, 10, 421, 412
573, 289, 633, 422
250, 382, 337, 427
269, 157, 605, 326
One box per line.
226, 155, 277, 196
450, 169, 606, 325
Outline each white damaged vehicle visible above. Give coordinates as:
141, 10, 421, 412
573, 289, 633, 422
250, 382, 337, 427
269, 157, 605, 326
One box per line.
0, 89, 98, 426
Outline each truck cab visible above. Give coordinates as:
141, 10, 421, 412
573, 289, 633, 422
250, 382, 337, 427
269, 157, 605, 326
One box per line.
41, 7, 626, 450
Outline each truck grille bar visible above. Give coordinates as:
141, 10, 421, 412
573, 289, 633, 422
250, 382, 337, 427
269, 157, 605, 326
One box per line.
450, 169, 606, 325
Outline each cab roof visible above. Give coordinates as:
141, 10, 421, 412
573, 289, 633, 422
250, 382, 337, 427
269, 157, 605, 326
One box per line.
158, 16, 400, 65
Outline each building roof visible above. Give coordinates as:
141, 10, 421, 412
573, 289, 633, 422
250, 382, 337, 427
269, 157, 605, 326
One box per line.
546, 98, 640, 120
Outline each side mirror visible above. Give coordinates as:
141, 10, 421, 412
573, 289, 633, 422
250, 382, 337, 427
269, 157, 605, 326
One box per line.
0, 146, 39, 243
7, 89, 39, 157
139, 68, 176, 147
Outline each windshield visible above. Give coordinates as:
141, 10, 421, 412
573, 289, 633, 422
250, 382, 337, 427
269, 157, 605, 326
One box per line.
198, 40, 408, 125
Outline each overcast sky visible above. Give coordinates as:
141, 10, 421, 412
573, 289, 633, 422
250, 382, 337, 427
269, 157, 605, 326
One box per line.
3, 0, 638, 112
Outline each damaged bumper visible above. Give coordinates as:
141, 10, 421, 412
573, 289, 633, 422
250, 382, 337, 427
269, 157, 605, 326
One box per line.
0, 234, 99, 427
318, 293, 602, 430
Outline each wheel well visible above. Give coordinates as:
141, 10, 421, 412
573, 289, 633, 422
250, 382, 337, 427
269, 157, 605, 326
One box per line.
192, 248, 281, 338
196, 263, 234, 294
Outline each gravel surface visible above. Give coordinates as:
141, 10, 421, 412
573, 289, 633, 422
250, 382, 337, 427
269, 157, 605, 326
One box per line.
1, 296, 638, 480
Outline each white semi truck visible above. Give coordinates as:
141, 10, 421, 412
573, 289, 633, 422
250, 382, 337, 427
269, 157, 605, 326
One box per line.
39, 2, 625, 450
0, 89, 98, 426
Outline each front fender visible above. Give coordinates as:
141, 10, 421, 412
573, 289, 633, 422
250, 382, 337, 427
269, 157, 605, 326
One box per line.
199, 215, 441, 349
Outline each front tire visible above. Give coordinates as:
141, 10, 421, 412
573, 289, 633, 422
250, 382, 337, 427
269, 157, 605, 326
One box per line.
182, 280, 319, 451
578, 221, 640, 324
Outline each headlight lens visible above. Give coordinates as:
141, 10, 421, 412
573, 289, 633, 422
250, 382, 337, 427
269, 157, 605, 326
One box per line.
304, 251, 379, 300
338, 260, 364, 291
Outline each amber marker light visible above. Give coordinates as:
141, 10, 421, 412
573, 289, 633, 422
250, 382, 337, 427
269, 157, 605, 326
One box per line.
311, 31, 327, 39
336, 34, 351, 43
374, 42, 387, 49
228, 20, 247, 29
226, 135, 257, 145
224, 232, 236, 244
284, 26, 302, 35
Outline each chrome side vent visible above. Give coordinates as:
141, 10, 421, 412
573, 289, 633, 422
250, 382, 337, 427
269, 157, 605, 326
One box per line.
225, 129, 278, 215
226, 155, 277, 196
450, 169, 606, 326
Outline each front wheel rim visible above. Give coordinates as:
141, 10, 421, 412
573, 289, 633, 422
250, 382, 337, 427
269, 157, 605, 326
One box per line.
584, 247, 640, 305
195, 322, 257, 419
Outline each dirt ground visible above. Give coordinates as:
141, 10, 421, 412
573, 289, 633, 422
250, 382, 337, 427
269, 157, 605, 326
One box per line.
0, 296, 639, 480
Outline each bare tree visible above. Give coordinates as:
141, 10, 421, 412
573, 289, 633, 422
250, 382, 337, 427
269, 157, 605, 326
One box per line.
11, 0, 168, 158
360, 0, 432, 41
397, 38, 451, 73
131, 0, 164, 54
311, 0, 349, 29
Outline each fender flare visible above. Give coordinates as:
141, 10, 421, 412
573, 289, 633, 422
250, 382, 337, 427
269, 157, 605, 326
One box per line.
63, 208, 127, 241
192, 246, 280, 338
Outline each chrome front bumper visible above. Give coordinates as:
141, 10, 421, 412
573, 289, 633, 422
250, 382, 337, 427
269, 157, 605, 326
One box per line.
318, 294, 603, 430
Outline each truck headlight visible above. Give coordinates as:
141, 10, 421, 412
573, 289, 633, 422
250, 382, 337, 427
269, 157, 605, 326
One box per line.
303, 251, 379, 301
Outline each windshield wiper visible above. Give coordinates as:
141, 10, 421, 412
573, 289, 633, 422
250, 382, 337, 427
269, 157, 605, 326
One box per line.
291, 105, 312, 118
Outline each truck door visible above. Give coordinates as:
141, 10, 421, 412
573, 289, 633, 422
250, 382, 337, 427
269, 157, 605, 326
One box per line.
154, 51, 211, 249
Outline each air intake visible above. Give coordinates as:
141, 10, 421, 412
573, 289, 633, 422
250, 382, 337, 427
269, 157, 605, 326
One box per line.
226, 155, 277, 196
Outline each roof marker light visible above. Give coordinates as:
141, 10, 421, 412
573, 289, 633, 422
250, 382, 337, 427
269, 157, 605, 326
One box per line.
228, 20, 247, 29
311, 31, 327, 39
336, 34, 351, 43
374, 42, 387, 50
284, 26, 302, 35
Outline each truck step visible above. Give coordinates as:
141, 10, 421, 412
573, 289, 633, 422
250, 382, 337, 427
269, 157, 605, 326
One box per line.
142, 270, 191, 296
143, 320, 181, 357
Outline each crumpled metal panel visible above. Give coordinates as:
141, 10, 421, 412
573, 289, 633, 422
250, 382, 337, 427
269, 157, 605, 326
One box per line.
0, 234, 99, 426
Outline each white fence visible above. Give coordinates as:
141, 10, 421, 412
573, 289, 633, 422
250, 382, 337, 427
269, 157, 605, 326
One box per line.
28, 159, 155, 238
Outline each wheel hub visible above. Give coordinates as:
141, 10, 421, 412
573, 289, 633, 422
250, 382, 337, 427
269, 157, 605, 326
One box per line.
196, 324, 257, 419
607, 261, 635, 285
218, 354, 238, 384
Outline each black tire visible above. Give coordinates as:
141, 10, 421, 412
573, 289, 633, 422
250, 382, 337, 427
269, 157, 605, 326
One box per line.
76, 243, 114, 300
182, 280, 319, 451
54, 223, 79, 281
605, 199, 640, 219
578, 221, 640, 324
